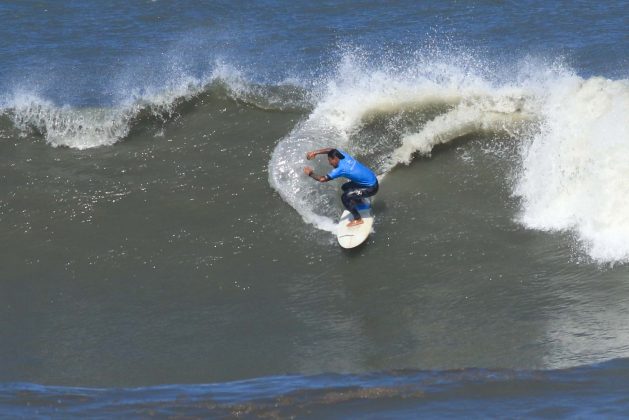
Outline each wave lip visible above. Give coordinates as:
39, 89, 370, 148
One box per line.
3, 94, 137, 149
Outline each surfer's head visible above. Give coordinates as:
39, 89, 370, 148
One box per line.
327, 149, 344, 168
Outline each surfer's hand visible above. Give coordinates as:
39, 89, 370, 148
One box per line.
304, 166, 314, 176
306, 151, 316, 160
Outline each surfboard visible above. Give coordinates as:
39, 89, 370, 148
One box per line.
337, 200, 374, 249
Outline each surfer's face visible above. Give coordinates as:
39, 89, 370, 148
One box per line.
328, 156, 339, 168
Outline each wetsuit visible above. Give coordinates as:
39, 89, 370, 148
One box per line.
326, 150, 379, 219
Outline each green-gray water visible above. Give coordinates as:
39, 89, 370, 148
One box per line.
3, 91, 629, 387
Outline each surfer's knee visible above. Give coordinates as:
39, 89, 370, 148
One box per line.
341, 191, 351, 206
341, 192, 359, 210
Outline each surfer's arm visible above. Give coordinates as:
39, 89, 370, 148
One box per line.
303, 166, 330, 182
306, 148, 334, 160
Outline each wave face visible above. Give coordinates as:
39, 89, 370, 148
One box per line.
2, 358, 629, 418
268, 52, 629, 263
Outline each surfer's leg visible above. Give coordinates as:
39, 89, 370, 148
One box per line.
342, 183, 379, 222
341, 182, 363, 219
341, 188, 362, 220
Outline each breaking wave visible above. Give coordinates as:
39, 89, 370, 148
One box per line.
268, 52, 629, 263
2, 49, 627, 264
0, 61, 310, 149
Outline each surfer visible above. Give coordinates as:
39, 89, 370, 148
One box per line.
304, 148, 379, 227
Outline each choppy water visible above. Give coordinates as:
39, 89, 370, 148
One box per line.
1, 0, 628, 417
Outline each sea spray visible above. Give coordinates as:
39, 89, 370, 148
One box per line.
4, 93, 138, 149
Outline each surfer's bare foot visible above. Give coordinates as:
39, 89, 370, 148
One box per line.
347, 218, 364, 227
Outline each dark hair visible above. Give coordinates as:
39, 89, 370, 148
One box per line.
327, 149, 345, 160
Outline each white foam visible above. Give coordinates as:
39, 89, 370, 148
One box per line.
515, 76, 629, 263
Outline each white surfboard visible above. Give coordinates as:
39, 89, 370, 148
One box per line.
337, 200, 374, 249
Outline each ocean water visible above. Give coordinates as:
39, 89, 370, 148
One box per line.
1, 0, 628, 417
